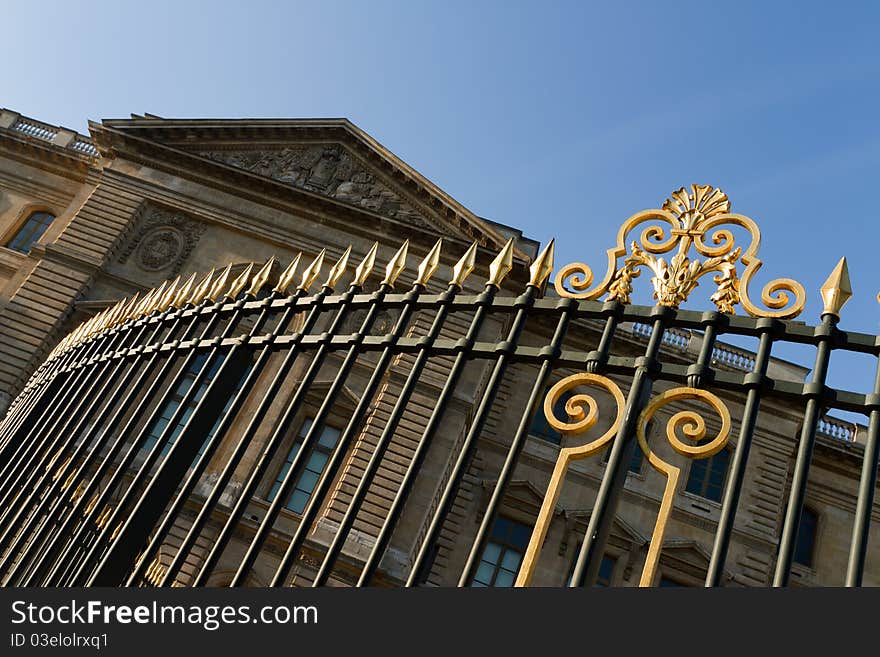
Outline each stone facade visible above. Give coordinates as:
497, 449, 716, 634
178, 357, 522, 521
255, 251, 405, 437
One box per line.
0, 108, 877, 587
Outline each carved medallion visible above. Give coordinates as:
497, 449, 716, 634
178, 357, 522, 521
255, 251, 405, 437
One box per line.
119, 203, 206, 275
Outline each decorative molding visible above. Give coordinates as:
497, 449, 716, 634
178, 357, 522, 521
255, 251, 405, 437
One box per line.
200, 145, 439, 233
118, 203, 206, 275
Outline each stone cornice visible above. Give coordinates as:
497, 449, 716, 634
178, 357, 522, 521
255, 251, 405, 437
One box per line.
0, 130, 95, 182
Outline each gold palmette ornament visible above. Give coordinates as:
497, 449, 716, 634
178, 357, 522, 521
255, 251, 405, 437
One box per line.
352, 242, 379, 287
554, 184, 806, 319
226, 263, 254, 299
414, 239, 443, 287
298, 249, 326, 292
819, 257, 852, 318
273, 254, 302, 295
247, 257, 276, 297
381, 240, 410, 287
207, 264, 233, 303
528, 238, 555, 288
487, 238, 515, 287
450, 241, 478, 288
324, 246, 352, 290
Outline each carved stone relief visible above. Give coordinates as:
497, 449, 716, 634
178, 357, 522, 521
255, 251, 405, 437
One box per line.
200, 145, 436, 231
118, 203, 207, 275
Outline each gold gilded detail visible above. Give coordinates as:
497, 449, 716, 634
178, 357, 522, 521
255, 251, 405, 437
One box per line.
415, 239, 442, 287
554, 184, 805, 318
325, 246, 352, 290
172, 272, 198, 309
635, 387, 731, 586
190, 269, 215, 306
247, 257, 276, 297
226, 263, 254, 299
298, 249, 326, 292
487, 238, 515, 287
528, 238, 555, 288
450, 241, 478, 288
352, 242, 378, 288
515, 374, 626, 587
208, 264, 233, 302
381, 240, 410, 287
273, 254, 302, 295
819, 257, 852, 318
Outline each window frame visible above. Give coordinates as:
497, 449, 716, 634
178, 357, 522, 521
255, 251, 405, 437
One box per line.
2, 205, 57, 255
470, 515, 531, 587
684, 444, 731, 503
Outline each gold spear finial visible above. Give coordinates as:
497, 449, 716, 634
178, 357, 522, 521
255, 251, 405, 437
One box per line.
820, 257, 852, 318
120, 292, 141, 323
226, 263, 254, 299
247, 256, 276, 297
325, 246, 352, 290
156, 276, 181, 312
141, 281, 166, 316
298, 249, 326, 292
189, 268, 215, 305
352, 242, 379, 287
273, 254, 302, 295
173, 272, 198, 308
415, 239, 442, 287
450, 241, 479, 287
382, 240, 409, 287
528, 239, 555, 288
208, 264, 233, 302
487, 238, 516, 287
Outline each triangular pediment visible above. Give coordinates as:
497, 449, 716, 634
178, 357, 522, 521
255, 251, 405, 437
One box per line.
89, 117, 533, 261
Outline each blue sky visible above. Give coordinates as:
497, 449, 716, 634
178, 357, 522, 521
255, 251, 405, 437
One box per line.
4, 1, 879, 407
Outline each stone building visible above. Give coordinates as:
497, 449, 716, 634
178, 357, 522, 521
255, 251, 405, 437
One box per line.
0, 108, 876, 587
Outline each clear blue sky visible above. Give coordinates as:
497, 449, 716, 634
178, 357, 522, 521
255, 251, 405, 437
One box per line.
4, 1, 879, 408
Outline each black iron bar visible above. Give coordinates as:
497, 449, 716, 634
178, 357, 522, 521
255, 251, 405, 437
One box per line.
706, 322, 777, 586
844, 354, 880, 586
405, 286, 537, 587
160, 288, 333, 587
230, 283, 398, 587
124, 290, 307, 586
0, 315, 161, 565
570, 305, 673, 587
30, 297, 230, 587
360, 285, 504, 586
772, 312, 837, 587
191, 283, 365, 587
456, 297, 574, 586
314, 285, 459, 586
285, 282, 433, 587
5, 301, 203, 586
81, 293, 277, 586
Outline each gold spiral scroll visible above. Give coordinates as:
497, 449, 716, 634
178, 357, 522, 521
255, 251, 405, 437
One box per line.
515, 373, 625, 587
636, 387, 731, 587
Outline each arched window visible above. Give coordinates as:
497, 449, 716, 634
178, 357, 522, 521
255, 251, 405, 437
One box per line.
5, 210, 55, 254
685, 446, 730, 502
793, 507, 818, 567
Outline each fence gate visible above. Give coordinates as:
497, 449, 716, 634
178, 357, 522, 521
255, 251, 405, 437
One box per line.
0, 184, 876, 588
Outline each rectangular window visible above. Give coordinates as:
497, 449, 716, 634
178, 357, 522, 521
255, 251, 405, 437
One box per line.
471, 516, 531, 587
267, 418, 342, 514
566, 546, 616, 586
5, 211, 54, 254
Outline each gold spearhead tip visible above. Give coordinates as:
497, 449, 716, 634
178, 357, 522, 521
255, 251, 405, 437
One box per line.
325, 245, 352, 290
415, 239, 442, 287
820, 256, 852, 317
450, 241, 478, 287
273, 253, 302, 294
157, 276, 181, 312
173, 272, 198, 308
487, 238, 516, 286
352, 242, 379, 287
227, 263, 254, 299
298, 249, 326, 291
247, 256, 276, 297
382, 240, 409, 287
528, 238, 555, 288
190, 268, 215, 305
208, 264, 233, 302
